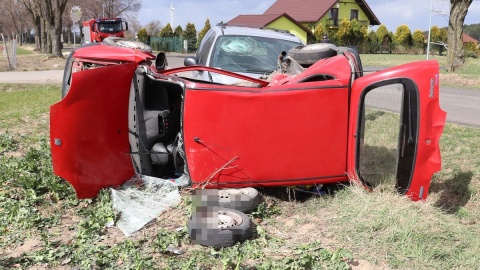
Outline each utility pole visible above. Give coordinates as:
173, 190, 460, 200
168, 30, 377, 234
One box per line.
426, 0, 433, 60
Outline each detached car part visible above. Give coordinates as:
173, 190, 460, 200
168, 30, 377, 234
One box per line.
188, 207, 252, 248
218, 188, 260, 213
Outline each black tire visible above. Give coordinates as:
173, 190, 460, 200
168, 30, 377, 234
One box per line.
188, 207, 252, 248
218, 188, 260, 213
103, 37, 152, 52
288, 43, 337, 66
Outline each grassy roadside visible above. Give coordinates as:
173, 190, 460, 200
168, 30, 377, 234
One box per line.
0, 84, 60, 131
361, 54, 480, 89
0, 44, 66, 72
1, 79, 479, 269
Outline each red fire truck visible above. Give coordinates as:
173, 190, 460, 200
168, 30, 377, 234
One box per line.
81, 18, 128, 44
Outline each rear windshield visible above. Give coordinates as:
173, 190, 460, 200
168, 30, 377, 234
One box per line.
210, 35, 301, 74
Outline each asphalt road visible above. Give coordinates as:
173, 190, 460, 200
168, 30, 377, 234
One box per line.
0, 54, 478, 127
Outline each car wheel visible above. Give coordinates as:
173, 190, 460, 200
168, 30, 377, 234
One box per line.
218, 187, 259, 213
103, 37, 152, 52
288, 43, 337, 66
188, 207, 252, 248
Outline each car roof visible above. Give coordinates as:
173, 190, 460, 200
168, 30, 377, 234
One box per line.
211, 25, 303, 44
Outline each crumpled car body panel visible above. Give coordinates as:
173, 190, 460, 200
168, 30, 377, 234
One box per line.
50, 62, 137, 198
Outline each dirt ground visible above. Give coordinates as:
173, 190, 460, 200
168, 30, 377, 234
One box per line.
0, 45, 67, 72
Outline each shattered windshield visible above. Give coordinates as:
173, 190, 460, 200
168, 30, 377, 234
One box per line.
98, 22, 122, 33
210, 35, 301, 74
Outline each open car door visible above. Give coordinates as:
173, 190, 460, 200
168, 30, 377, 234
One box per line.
50, 63, 137, 198
347, 60, 446, 201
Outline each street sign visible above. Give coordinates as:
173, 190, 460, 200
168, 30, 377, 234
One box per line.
70, 6, 82, 22
70, 6, 82, 49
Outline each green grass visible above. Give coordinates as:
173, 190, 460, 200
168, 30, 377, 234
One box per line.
361, 54, 480, 88
16, 47, 33, 56
0, 84, 60, 129
1, 83, 479, 269
361, 53, 480, 76
455, 57, 480, 75
361, 53, 447, 67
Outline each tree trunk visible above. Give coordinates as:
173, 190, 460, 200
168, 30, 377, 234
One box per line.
18, 0, 42, 50
51, 11, 63, 57
41, 18, 48, 53
35, 18, 41, 51
446, 0, 473, 72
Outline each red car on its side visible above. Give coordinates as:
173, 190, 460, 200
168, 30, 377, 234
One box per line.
50, 40, 446, 201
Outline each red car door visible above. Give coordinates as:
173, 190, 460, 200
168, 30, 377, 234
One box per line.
347, 60, 446, 200
50, 63, 137, 198
182, 56, 354, 188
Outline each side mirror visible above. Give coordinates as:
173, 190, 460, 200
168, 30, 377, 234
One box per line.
184, 56, 198, 66
155, 52, 168, 71
123, 22, 129, 31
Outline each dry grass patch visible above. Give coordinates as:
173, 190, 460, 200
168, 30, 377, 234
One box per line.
1, 44, 67, 72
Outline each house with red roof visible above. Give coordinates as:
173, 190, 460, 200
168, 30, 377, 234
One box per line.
228, 0, 380, 43
463, 33, 479, 46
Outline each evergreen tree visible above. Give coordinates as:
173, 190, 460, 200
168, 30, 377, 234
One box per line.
367, 31, 380, 53
394, 24, 412, 47
376, 24, 389, 42
412, 30, 425, 49
137, 28, 148, 43
174, 25, 183, 37
430, 26, 441, 43
313, 23, 324, 42
197, 18, 211, 47
184, 22, 198, 52
335, 19, 367, 46
160, 23, 174, 37
335, 19, 351, 46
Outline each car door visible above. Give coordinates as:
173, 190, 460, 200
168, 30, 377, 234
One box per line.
347, 60, 446, 200
50, 63, 137, 198
182, 71, 352, 188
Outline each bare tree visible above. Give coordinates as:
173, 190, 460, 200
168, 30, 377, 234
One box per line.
3, 0, 26, 45
48, 0, 70, 56
19, 0, 46, 52
67, 0, 141, 40
127, 19, 143, 37
104, 0, 140, 20
78, 0, 140, 20
446, 0, 474, 72
0, 3, 16, 36
146, 20, 162, 37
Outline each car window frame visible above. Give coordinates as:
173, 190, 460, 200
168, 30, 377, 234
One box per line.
197, 30, 216, 66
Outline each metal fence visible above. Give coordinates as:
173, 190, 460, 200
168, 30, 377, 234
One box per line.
149, 37, 197, 53
1, 34, 17, 70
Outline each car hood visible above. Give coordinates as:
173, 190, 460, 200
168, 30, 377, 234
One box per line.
73, 43, 155, 63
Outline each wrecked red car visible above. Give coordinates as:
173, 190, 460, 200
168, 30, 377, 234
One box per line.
50, 39, 446, 201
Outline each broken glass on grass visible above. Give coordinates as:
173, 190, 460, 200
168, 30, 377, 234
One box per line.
111, 174, 187, 236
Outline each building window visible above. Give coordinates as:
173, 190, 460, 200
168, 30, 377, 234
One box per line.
330, 8, 339, 26
351, 9, 359, 20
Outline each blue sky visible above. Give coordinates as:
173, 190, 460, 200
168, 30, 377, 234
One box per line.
139, 0, 480, 33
